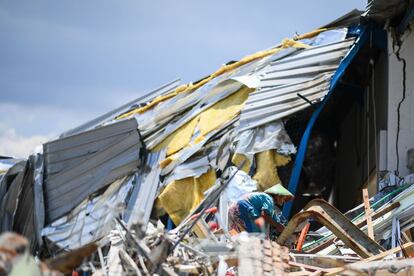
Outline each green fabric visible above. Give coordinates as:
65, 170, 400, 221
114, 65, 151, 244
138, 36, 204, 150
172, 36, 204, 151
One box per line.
264, 184, 293, 197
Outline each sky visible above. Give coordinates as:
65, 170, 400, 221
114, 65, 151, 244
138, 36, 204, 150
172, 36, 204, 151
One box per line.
0, 0, 366, 158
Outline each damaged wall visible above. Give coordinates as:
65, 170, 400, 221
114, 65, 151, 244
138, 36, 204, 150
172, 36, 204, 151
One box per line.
386, 21, 414, 176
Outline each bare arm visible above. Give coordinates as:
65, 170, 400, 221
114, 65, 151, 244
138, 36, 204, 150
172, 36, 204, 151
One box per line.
262, 211, 285, 232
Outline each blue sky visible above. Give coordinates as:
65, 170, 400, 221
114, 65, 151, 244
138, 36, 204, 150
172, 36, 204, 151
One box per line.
0, 0, 365, 157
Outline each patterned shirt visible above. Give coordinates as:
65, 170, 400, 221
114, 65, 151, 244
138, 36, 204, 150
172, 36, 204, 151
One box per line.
242, 192, 288, 226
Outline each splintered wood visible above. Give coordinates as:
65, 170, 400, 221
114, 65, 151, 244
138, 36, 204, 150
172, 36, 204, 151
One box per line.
362, 188, 374, 239
238, 237, 290, 276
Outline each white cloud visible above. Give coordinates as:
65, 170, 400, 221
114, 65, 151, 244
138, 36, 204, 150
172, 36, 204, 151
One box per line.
0, 122, 51, 158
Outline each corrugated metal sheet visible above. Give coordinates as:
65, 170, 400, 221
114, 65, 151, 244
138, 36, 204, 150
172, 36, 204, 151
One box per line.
32, 154, 45, 247
125, 150, 165, 227
12, 158, 37, 251
238, 37, 356, 131
0, 161, 26, 209
43, 118, 142, 223
44, 118, 140, 176
0, 156, 43, 251
144, 80, 244, 150
160, 117, 238, 176
42, 176, 133, 250
0, 164, 27, 232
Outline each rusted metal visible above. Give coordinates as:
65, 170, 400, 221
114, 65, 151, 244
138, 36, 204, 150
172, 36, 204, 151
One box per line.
306, 201, 400, 253
277, 199, 384, 258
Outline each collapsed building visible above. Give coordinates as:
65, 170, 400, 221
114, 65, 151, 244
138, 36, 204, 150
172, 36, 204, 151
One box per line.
1, 0, 414, 274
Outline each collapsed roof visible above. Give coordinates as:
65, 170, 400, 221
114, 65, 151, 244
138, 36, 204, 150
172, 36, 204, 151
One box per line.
0, 3, 413, 269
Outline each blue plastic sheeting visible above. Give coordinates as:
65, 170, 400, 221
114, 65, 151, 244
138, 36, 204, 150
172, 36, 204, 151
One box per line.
282, 25, 371, 218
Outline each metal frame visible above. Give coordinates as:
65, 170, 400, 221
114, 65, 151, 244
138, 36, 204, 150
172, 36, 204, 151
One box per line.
277, 199, 384, 258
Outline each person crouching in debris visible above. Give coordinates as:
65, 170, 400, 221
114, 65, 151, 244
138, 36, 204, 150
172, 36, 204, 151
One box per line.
228, 184, 293, 237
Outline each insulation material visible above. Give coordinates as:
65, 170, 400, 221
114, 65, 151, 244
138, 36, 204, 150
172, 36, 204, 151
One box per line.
197, 86, 253, 136
158, 170, 216, 225
158, 86, 252, 167
153, 116, 199, 156
253, 150, 291, 191
231, 153, 251, 173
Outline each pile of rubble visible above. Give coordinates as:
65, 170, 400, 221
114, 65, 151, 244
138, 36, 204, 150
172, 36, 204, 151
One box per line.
1, 1, 414, 275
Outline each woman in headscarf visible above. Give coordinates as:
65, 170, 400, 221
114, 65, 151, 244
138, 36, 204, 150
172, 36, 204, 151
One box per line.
228, 184, 293, 235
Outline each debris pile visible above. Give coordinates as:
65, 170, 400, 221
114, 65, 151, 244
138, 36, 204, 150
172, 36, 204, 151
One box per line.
1, 1, 414, 275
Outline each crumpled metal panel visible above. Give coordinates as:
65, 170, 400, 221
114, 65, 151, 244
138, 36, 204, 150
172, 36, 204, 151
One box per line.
160, 117, 237, 176
44, 118, 140, 176
0, 163, 27, 232
277, 199, 384, 258
238, 35, 355, 132
144, 79, 244, 150
0, 156, 45, 252
32, 154, 45, 247
234, 120, 296, 160
42, 176, 133, 250
163, 155, 210, 185
0, 158, 25, 173
43, 118, 142, 223
0, 160, 26, 203
124, 150, 165, 227
12, 158, 37, 251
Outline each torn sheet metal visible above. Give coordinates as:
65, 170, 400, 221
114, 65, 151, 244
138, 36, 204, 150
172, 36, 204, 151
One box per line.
125, 150, 165, 228
0, 156, 44, 251
0, 160, 26, 202
239, 73, 333, 131
42, 176, 133, 250
238, 36, 356, 131
163, 155, 210, 185
160, 117, 237, 176
44, 118, 140, 177
0, 158, 25, 173
12, 158, 37, 251
264, 38, 354, 76
43, 118, 142, 223
137, 73, 245, 142
277, 199, 384, 258
0, 164, 27, 232
234, 120, 296, 162
32, 154, 45, 247
145, 80, 245, 150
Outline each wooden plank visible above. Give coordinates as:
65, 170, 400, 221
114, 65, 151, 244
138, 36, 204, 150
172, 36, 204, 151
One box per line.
278, 199, 383, 258
362, 188, 374, 239
307, 201, 400, 254
289, 253, 359, 268
325, 242, 414, 275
